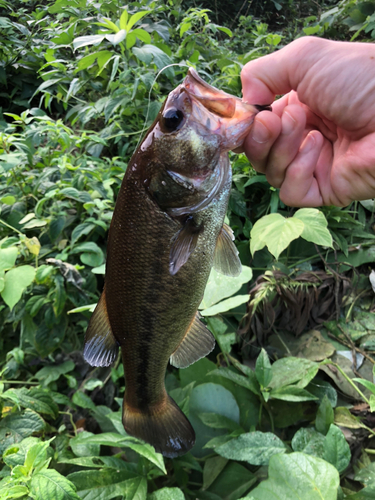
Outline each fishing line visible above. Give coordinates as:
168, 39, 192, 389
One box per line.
135, 63, 190, 150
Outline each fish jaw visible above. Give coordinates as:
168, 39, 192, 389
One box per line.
183, 68, 262, 151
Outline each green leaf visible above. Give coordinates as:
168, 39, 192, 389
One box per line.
250, 213, 304, 259
216, 432, 286, 466
323, 424, 351, 474
72, 391, 96, 411
71, 242, 104, 267
249, 452, 340, 500
119, 9, 128, 30
132, 45, 172, 70
255, 349, 272, 388
203, 456, 228, 490
0, 410, 45, 455
189, 383, 240, 457
0, 485, 29, 498
0, 247, 18, 273
353, 378, 375, 396
209, 367, 260, 395
291, 428, 325, 457
315, 395, 334, 435
149, 488, 184, 500
126, 10, 151, 31
35, 360, 75, 387
69, 432, 166, 473
269, 357, 319, 389
197, 412, 243, 432
180, 21, 192, 37
294, 208, 333, 247
68, 469, 141, 500
70, 432, 100, 458
200, 265, 252, 310
1, 388, 58, 417
208, 461, 256, 500
30, 469, 80, 500
217, 26, 233, 37
201, 294, 250, 316
270, 385, 318, 402
73, 35, 105, 50
1, 265, 35, 310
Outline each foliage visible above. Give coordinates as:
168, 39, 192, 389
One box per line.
1, 0, 375, 499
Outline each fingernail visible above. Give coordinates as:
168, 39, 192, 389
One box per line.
282, 111, 296, 135
300, 133, 315, 154
251, 121, 270, 144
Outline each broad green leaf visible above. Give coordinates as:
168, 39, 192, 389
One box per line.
200, 266, 252, 310
250, 213, 304, 259
68, 469, 141, 500
0, 485, 29, 498
72, 391, 96, 411
189, 383, 240, 457
0, 410, 45, 455
334, 407, 363, 429
249, 452, 339, 500
0, 246, 18, 273
203, 456, 228, 490
3, 437, 40, 467
180, 21, 192, 37
70, 432, 100, 459
119, 9, 128, 30
125, 476, 147, 500
197, 413, 243, 432
148, 488, 184, 500
269, 357, 319, 389
209, 367, 260, 395
126, 10, 151, 31
130, 28, 151, 44
201, 294, 250, 316
73, 35, 105, 50
216, 432, 286, 466
291, 428, 325, 457
113, 29, 126, 45
70, 432, 166, 473
353, 378, 375, 396
35, 360, 75, 387
315, 395, 334, 435
1, 388, 58, 417
208, 461, 256, 500
1, 265, 35, 310
255, 349, 272, 388
30, 469, 80, 500
323, 424, 351, 474
132, 45, 172, 70
270, 385, 318, 402
294, 208, 333, 247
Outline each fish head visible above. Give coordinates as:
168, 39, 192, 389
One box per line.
143, 68, 264, 215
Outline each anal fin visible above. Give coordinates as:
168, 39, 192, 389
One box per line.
169, 216, 202, 275
170, 312, 215, 368
83, 288, 119, 367
213, 223, 242, 277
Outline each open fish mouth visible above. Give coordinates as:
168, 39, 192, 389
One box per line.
178, 67, 267, 151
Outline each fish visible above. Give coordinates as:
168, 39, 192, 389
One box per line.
83, 68, 266, 458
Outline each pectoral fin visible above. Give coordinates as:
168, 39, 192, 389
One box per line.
170, 312, 215, 368
83, 288, 119, 367
169, 216, 202, 275
213, 223, 242, 277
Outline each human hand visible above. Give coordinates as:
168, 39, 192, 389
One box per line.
240, 36, 375, 207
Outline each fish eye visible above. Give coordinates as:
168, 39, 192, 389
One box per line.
161, 108, 184, 133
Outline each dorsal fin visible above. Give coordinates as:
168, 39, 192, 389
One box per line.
169, 216, 202, 276
83, 288, 119, 367
170, 312, 215, 368
213, 223, 242, 277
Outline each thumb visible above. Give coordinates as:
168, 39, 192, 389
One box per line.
241, 37, 328, 105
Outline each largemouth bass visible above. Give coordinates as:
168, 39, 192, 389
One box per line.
84, 69, 265, 457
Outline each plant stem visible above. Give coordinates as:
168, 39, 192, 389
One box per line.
1, 380, 39, 385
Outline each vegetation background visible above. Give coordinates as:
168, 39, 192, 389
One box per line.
1, 0, 375, 498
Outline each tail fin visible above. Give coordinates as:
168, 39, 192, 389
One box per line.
123, 396, 195, 458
